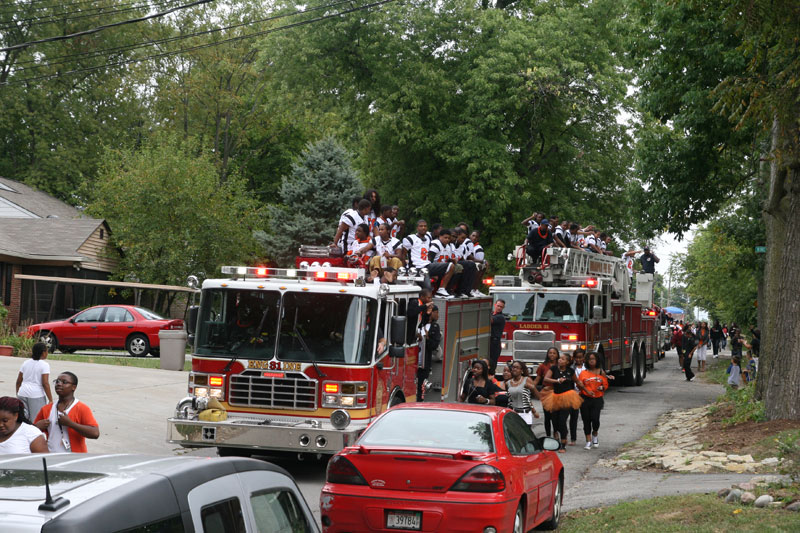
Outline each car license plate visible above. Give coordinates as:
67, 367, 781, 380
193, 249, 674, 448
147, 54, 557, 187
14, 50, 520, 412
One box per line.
386, 510, 422, 530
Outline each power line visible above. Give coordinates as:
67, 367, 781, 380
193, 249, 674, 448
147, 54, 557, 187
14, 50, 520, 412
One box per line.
2, 0, 397, 85
0, 0, 183, 29
10, 0, 355, 71
0, 0, 214, 53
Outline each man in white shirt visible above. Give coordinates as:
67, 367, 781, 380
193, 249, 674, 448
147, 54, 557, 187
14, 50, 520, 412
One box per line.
368, 223, 405, 272
413, 223, 455, 298
553, 221, 569, 247
453, 228, 480, 297
469, 230, 487, 293
333, 199, 372, 253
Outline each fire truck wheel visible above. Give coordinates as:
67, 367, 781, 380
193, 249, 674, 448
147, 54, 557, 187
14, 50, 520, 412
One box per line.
634, 349, 644, 386
623, 358, 635, 387
389, 391, 405, 408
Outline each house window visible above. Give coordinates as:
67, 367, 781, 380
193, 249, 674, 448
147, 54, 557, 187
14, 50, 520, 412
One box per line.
100, 229, 105, 239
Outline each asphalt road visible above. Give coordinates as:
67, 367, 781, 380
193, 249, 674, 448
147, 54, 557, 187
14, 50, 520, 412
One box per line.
0, 348, 740, 523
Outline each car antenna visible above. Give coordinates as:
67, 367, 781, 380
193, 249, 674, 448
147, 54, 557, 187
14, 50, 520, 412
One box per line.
38, 457, 70, 512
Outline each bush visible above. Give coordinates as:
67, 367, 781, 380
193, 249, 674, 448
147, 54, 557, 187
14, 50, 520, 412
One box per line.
0, 333, 35, 358
719, 383, 766, 425
776, 430, 800, 481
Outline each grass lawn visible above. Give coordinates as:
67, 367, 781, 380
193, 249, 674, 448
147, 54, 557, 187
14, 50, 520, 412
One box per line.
561, 493, 800, 532
47, 354, 191, 371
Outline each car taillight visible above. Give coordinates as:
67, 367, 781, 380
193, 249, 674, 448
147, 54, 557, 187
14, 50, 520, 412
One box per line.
450, 465, 505, 492
326, 456, 367, 485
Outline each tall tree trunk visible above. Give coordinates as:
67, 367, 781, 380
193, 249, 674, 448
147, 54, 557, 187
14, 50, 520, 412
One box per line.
758, 116, 800, 420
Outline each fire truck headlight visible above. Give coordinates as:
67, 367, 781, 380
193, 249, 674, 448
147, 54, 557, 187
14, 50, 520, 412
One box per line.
500, 342, 507, 350
560, 343, 578, 351
194, 387, 209, 398
340, 396, 356, 407
324, 395, 339, 406
209, 388, 223, 399
331, 409, 351, 430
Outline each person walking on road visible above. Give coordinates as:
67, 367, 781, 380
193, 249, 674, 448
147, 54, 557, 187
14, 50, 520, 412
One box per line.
506, 360, 540, 427
541, 354, 586, 452
696, 322, 709, 372
15, 342, 53, 421
710, 320, 723, 359
34, 372, 99, 453
489, 300, 506, 375
578, 352, 610, 450
681, 327, 698, 382
533, 347, 560, 437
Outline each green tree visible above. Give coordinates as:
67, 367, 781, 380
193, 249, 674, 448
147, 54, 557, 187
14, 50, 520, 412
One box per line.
259, 0, 637, 270
257, 137, 362, 266
631, 0, 800, 419
86, 134, 262, 285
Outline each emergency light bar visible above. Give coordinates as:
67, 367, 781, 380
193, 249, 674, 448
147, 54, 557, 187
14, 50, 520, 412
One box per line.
221, 265, 364, 282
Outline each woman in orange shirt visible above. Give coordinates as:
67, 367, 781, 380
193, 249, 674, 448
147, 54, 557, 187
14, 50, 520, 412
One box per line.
578, 352, 613, 450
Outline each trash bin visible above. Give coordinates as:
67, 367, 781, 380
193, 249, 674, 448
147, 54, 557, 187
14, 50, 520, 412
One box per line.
159, 329, 188, 371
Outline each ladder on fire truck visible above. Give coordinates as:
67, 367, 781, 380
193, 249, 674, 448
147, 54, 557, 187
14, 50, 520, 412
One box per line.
522, 248, 631, 300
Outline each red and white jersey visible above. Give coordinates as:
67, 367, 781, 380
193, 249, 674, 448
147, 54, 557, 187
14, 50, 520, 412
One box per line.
372, 236, 401, 257
339, 208, 365, 251
347, 238, 373, 257
625, 255, 635, 277
429, 239, 450, 263
527, 220, 539, 233
365, 209, 377, 232
473, 244, 485, 261
456, 238, 473, 260
402, 234, 431, 267
374, 216, 389, 232
584, 235, 597, 250
386, 217, 400, 238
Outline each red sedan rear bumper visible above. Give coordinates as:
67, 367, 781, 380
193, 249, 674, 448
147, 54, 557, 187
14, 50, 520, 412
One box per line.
320, 487, 519, 533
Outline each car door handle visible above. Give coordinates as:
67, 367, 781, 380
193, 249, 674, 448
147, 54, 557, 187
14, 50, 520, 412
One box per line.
91, 326, 98, 329
128, 326, 134, 328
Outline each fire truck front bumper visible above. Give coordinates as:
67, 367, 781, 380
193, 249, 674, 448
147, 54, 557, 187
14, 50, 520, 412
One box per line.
167, 415, 366, 454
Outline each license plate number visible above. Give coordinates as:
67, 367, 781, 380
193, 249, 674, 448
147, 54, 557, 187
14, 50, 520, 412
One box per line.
386, 510, 422, 530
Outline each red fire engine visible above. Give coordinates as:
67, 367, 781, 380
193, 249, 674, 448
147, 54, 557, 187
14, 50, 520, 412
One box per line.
489, 247, 660, 385
167, 264, 491, 457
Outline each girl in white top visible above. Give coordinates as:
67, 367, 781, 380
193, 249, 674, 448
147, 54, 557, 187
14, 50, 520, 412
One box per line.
0, 396, 48, 453
16, 342, 53, 421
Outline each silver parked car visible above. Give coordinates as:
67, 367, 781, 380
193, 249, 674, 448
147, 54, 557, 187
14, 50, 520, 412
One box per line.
0, 454, 319, 533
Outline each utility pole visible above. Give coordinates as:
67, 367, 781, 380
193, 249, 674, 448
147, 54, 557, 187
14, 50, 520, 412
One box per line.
667, 258, 673, 309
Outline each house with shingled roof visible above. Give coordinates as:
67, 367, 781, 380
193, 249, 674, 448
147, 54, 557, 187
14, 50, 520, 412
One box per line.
0, 176, 118, 329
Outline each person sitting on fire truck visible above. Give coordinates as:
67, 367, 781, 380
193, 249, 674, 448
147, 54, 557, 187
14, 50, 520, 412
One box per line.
389, 205, 405, 238
469, 230, 487, 290
345, 224, 374, 266
367, 266, 398, 285
452, 228, 480, 297
333, 199, 372, 253
367, 223, 405, 273
553, 221, 569, 247
424, 228, 457, 298
525, 219, 553, 266
372, 204, 393, 236
585, 229, 603, 254
402, 220, 455, 297
521, 212, 544, 233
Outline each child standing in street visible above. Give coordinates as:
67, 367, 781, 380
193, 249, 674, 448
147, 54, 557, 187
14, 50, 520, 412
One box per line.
15, 342, 52, 421
727, 356, 742, 389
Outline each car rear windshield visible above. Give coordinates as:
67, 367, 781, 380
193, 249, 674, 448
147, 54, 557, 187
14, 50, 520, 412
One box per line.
135, 307, 166, 320
358, 409, 494, 452
0, 469, 104, 500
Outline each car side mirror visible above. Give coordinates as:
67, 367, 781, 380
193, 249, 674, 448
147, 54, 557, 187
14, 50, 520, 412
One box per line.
592, 305, 603, 320
389, 346, 405, 359
390, 316, 406, 346
540, 436, 561, 451
187, 306, 199, 336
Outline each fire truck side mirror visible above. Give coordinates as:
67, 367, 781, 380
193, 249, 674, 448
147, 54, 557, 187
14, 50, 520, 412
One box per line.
390, 316, 407, 346
592, 305, 603, 320
389, 346, 406, 359
187, 306, 199, 336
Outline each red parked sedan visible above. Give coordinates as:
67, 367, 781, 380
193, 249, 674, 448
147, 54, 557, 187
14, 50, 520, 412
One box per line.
320, 403, 564, 533
27, 305, 184, 357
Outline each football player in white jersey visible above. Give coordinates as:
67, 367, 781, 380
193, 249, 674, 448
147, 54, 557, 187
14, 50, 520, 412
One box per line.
367, 223, 405, 272
469, 230, 487, 292
452, 227, 480, 297
389, 205, 405, 239
521, 212, 543, 234
553, 221, 569, 247
402, 220, 454, 297
333, 199, 372, 253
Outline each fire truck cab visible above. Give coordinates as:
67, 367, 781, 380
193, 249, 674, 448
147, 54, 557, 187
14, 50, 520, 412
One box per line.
489, 247, 659, 385
167, 265, 490, 457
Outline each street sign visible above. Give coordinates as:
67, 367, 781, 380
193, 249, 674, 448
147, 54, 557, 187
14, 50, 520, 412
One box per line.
754, 246, 766, 253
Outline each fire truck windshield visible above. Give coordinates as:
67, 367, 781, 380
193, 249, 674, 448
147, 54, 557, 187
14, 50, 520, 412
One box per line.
195, 289, 377, 365
277, 292, 377, 365
496, 293, 588, 322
